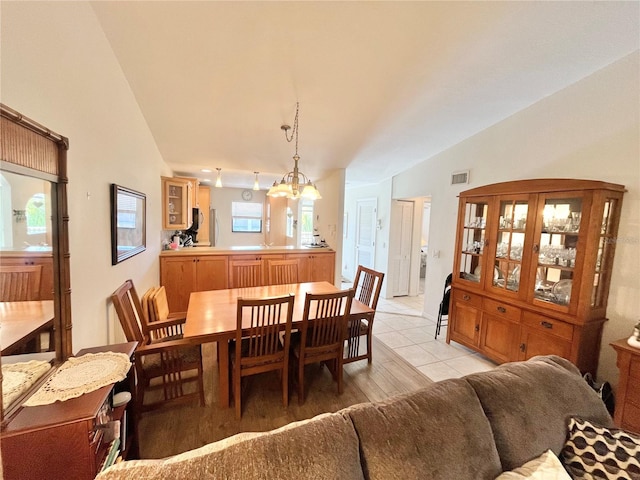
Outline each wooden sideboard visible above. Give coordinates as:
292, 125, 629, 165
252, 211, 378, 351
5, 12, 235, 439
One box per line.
160, 248, 336, 311
1, 342, 138, 480
611, 338, 640, 435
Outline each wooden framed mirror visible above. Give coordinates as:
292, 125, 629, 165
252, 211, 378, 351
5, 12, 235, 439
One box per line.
0, 104, 72, 423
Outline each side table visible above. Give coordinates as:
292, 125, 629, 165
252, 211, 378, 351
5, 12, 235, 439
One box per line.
611, 338, 640, 434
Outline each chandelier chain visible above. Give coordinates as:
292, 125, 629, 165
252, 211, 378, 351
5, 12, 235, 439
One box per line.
284, 102, 300, 156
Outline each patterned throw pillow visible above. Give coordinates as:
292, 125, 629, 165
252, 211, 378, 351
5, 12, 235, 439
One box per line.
562, 417, 640, 480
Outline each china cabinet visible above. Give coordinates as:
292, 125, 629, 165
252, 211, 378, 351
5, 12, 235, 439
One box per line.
448, 179, 625, 374
161, 176, 193, 230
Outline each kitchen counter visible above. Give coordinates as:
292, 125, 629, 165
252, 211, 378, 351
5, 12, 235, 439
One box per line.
160, 245, 334, 256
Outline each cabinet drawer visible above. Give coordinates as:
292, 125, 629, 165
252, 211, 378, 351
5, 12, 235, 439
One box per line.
483, 298, 521, 322
629, 356, 640, 381
521, 311, 573, 341
452, 289, 482, 308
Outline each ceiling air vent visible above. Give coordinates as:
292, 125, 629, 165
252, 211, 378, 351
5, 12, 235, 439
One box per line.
451, 170, 469, 185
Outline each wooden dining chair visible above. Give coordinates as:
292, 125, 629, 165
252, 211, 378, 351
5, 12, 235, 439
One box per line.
231, 294, 295, 419
267, 259, 299, 285
0, 265, 42, 302
111, 279, 205, 413
229, 259, 262, 288
344, 265, 384, 364
146, 286, 187, 342
292, 288, 354, 404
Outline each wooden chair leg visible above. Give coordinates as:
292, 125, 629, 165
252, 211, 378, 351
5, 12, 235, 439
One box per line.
337, 358, 344, 394
367, 322, 373, 364
282, 366, 289, 407
297, 360, 305, 405
234, 372, 242, 420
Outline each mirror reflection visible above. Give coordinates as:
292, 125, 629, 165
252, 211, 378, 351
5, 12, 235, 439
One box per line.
0, 169, 56, 409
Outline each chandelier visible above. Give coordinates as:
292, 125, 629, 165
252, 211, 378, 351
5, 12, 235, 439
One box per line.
267, 102, 321, 200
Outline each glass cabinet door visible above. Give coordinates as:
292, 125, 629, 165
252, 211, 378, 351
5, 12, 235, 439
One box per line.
533, 194, 582, 307
163, 178, 190, 229
458, 200, 489, 285
491, 198, 529, 293
591, 197, 619, 308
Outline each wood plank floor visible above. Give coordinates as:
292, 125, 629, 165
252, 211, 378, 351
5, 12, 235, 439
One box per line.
137, 337, 433, 458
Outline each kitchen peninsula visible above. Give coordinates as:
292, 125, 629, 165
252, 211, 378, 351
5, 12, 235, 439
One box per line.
160, 246, 336, 311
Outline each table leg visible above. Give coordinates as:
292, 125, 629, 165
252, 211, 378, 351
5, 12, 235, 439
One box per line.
217, 340, 230, 408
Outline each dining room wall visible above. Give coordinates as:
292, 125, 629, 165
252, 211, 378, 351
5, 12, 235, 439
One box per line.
1, 2, 173, 351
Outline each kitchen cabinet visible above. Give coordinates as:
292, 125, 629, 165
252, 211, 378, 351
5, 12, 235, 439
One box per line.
448, 179, 625, 374
160, 248, 336, 311
161, 177, 193, 230
1, 343, 137, 480
285, 251, 336, 283
160, 255, 228, 311
0, 252, 54, 300
611, 338, 640, 435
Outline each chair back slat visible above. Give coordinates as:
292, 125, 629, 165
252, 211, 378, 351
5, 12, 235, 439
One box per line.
268, 259, 299, 285
354, 265, 384, 310
301, 289, 354, 354
110, 279, 147, 345
230, 260, 262, 288
0, 265, 42, 302
237, 294, 295, 360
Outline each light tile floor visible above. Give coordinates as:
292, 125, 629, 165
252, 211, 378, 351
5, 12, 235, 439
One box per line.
372, 293, 498, 382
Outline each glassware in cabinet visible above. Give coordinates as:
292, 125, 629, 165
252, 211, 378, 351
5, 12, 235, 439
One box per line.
458, 200, 488, 285
533, 195, 582, 307
492, 199, 529, 293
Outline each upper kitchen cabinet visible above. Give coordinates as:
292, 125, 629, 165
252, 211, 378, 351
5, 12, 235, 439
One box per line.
449, 179, 625, 374
162, 176, 196, 230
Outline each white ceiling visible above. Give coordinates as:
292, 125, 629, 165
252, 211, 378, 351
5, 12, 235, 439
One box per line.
91, 1, 639, 190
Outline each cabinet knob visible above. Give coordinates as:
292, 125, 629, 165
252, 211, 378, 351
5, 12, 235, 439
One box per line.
533, 244, 540, 253
463, 294, 471, 301
520, 343, 526, 352
497, 306, 507, 313
484, 239, 489, 247
540, 321, 553, 329
474, 324, 480, 332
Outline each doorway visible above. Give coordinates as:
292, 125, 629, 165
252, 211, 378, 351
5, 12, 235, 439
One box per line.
419, 200, 431, 295
355, 198, 377, 269
389, 200, 414, 297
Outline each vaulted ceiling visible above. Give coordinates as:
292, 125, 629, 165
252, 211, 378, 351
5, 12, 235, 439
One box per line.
91, 1, 639, 189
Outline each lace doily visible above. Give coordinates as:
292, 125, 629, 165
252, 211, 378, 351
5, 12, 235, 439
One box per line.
24, 352, 131, 407
2, 360, 52, 410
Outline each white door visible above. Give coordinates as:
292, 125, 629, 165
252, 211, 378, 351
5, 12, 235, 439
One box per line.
390, 200, 414, 296
355, 199, 377, 270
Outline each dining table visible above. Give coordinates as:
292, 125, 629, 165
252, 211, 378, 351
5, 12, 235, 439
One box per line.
0, 300, 54, 356
185, 281, 374, 408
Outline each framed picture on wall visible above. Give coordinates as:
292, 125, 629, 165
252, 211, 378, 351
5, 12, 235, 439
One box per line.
110, 184, 146, 265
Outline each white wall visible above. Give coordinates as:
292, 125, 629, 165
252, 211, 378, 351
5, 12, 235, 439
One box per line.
344, 178, 393, 294
1, 2, 173, 350
349, 52, 639, 385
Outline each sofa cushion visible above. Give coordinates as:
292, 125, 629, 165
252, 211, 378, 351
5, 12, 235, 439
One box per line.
97, 411, 365, 480
347, 378, 502, 480
561, 416, 640, 479
465, 355, 613, 472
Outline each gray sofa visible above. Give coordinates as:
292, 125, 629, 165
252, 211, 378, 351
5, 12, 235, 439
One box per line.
97, 355, 613, 480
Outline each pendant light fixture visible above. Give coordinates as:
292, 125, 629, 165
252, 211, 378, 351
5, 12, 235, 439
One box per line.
253, 172, 260, 191
267, 102, 321, 200
215, 168, 223, 188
